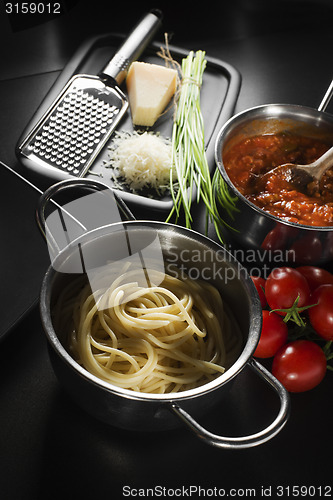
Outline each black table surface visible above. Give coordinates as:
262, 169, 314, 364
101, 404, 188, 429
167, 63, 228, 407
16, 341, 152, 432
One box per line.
1, 2, 333, 499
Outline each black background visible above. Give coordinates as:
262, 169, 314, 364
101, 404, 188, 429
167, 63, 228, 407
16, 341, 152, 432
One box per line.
1, 1, 333, 499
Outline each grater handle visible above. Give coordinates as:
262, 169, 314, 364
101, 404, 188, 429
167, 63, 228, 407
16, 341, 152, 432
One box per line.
99, 9, 162, 85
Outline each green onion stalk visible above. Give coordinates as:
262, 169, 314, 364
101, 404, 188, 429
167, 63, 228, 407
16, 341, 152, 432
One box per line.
166, 50, 236, 243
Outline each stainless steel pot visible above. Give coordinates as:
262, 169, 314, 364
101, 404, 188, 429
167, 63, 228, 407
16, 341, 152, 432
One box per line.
214, 87, 333, 268
38, 179, 289, 449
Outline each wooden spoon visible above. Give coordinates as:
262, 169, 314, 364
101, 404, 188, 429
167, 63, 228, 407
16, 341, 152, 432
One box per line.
259, 145, 333, 191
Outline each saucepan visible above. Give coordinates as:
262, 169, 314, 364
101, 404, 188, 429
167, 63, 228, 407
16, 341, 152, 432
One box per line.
37, 178, 290, 449
214, 80, 333, 269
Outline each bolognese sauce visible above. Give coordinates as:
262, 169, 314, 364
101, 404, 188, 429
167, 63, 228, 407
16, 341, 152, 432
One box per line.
223, 133, 333, 226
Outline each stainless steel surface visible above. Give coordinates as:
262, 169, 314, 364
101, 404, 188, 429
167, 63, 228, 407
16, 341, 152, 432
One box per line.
318, 77, 333, 111
36, 178, 135, 245
20, 78, 128, 177
18, 11, 162, 180
37, 178, 290, 449
100, 9, 162, 84
214, 103, 333, 267
170, 358, 290, 449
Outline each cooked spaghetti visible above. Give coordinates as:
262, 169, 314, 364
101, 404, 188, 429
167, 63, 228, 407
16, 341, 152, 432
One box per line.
53, 263, 242, 394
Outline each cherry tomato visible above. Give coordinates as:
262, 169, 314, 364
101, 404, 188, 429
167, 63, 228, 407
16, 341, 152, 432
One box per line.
272, 340, 327, 393
290, 233, 322, 265
265, 267, 311, 315
253, 310, 288, 358
251, 276, 267, 308
296, 265, 333, 293
261, 227, 287, 253
308, 284, 333, 340
324, 232, 333, 260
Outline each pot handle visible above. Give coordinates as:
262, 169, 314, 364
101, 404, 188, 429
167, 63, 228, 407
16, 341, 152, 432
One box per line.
36, 178, 135, 242
170, 358, 290, 450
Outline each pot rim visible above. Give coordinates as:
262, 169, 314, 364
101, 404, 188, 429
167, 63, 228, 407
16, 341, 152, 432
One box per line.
40, 220, 262, 403
214, 102, 333, 232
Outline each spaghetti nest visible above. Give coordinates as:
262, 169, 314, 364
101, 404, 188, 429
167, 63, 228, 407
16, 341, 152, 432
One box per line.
54, 264, 242, 394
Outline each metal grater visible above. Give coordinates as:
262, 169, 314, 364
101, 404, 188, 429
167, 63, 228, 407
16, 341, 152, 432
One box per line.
18, 10, 162, 180
20, 77, 126, 177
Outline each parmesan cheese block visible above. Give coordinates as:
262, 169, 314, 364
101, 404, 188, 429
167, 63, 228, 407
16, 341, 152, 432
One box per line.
126, 61, 178, 127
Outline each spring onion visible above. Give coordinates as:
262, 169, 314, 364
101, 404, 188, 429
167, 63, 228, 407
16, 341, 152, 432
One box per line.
166, 50, 237, 243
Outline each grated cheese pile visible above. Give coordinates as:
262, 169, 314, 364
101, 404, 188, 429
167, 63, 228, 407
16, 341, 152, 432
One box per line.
108, 131, 176, 193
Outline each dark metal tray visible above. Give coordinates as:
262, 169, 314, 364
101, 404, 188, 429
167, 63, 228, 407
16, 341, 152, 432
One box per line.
17, 34, 241, 211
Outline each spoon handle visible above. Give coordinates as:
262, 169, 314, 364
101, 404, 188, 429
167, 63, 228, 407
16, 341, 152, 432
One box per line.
310, 145, 333, 180
318, 78, 333, 112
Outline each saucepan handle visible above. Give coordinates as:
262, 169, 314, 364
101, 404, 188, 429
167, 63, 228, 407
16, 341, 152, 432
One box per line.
170, 358, 290, 450
36, 178, 135, 243
318, 77, 333, 112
